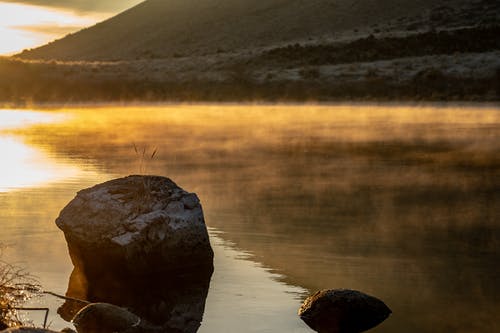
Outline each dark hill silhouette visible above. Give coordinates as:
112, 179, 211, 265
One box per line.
17, 0, 463, 61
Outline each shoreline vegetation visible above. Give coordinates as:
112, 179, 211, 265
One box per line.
2, 24, 499, 105
0, 247, 42, 329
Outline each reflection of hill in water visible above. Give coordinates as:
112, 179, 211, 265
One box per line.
13, 105, 500, 333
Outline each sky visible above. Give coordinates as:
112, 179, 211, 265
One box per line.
0, 0, 142, 55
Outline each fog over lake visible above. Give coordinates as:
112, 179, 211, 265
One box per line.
0, 104, 498, 332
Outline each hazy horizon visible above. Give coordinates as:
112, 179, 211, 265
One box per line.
0, 0, 141, 55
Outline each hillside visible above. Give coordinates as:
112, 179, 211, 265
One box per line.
18, 0, 466, 61
3, 0, 499, 103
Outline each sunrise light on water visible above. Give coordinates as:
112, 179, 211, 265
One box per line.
0, 110, 78, 192
0, 136, 81, 192
0, 109, 66, 128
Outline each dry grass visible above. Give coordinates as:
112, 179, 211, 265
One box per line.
133, 143, 157, 175
0, 246, 41, 328
131, 144, 159, 215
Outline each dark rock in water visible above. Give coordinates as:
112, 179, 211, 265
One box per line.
298, 289, 391, 333
56, 175, 214, 278
55, 176, 213, 332
72, 303, 162, 333
60, 329, 76, 333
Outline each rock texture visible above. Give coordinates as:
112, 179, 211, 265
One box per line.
55, 176, 213, 332
72, 303, 162, 333
298, 289, 391, 333
56, 175, 214, 277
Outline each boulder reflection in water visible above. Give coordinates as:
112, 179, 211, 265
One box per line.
58, 265, 212, 333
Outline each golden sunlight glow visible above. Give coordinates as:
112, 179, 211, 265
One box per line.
0, 109, 66, 129
0, 110, 79, 192
0, 2, 104, 55
0, 136, 80, 192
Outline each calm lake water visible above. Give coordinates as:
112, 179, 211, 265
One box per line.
0, 104, 498, 332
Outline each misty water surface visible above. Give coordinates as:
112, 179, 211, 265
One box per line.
0, 104, 498, 333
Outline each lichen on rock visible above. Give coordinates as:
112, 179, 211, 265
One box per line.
56, 175, 214, 277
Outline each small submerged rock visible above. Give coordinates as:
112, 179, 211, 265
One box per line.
298, 289, 391, 333
72, 303, 164, 333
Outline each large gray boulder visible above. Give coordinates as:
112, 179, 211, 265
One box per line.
298, 289, 391, 333
55, 176, 213, 332
56, 175, 214, 277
